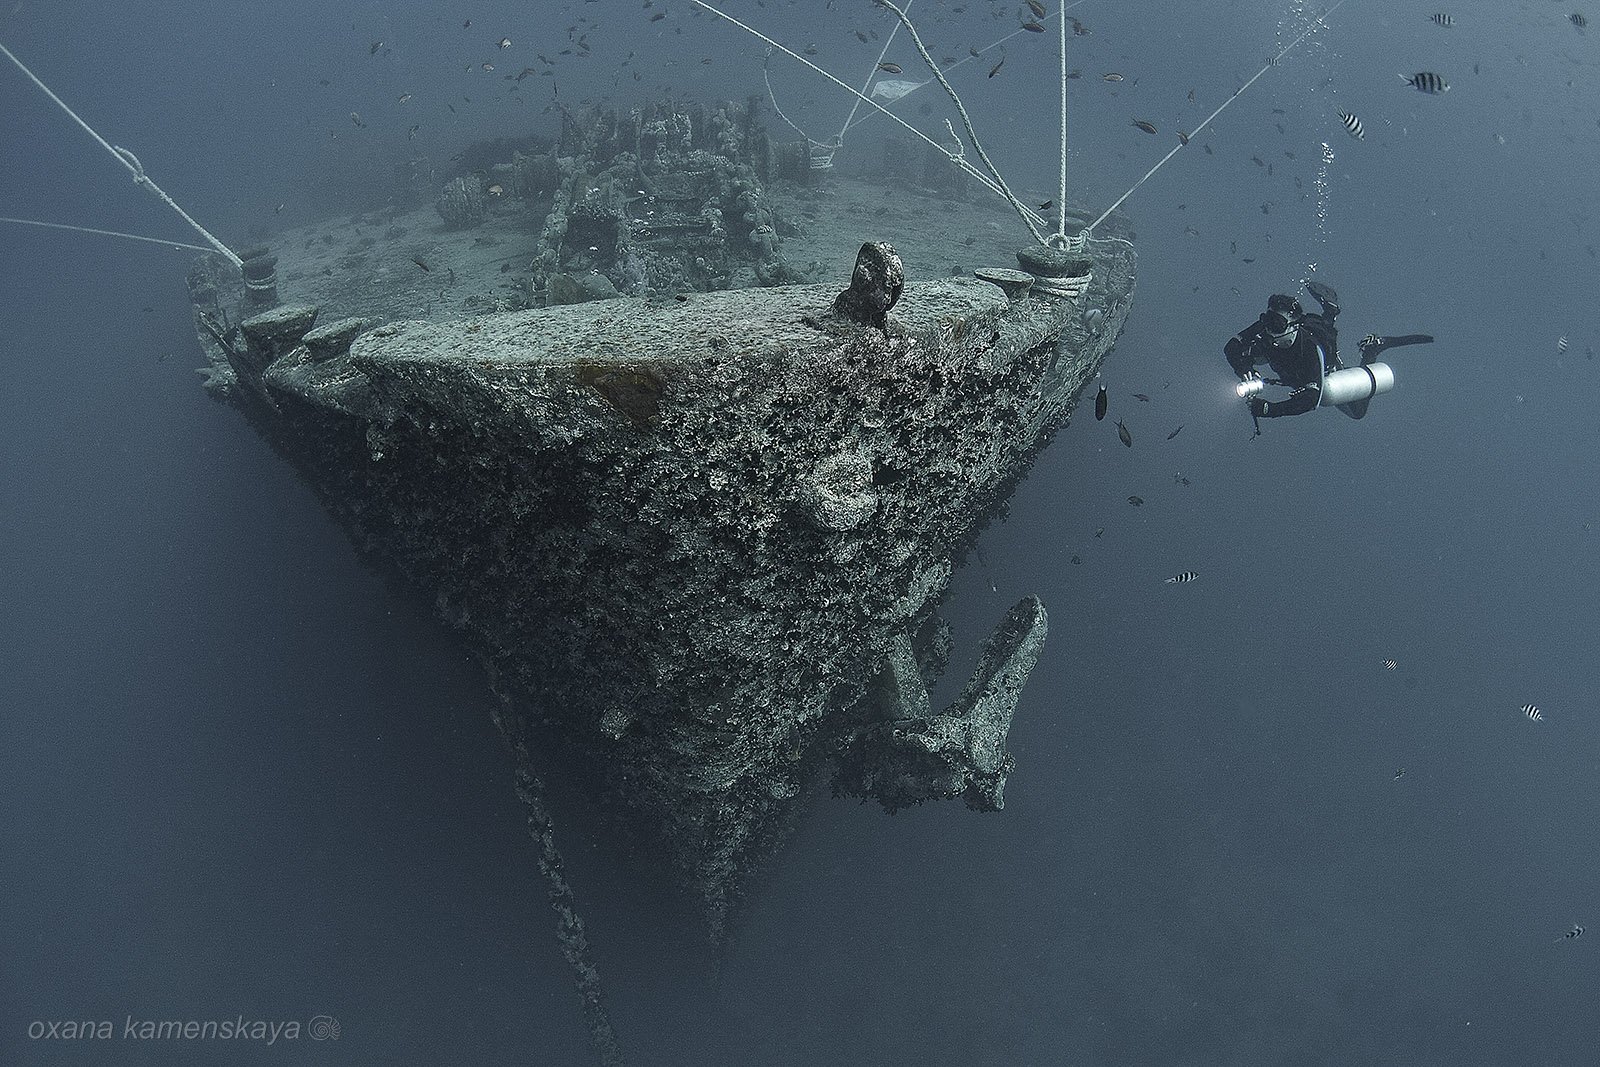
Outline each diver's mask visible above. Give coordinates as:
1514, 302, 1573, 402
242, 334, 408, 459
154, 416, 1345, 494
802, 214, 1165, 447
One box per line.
1261, 310, 1300, 348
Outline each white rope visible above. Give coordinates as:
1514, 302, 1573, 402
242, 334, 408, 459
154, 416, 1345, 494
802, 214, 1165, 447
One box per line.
833, 0, 912, 146
872, 0, 1046, 245
839, 0, 1091, 137
0, 39, 242, 268
1057, 1, 1068, 244
1084, 0, 1349, 235
689, 0, 1046, 229
0, 216, 214, 253
762, 52, 817, 145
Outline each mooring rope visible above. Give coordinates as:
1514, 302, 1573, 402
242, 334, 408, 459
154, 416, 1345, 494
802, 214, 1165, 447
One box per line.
1084, 0, 1350, 235
0, 216, 214, 253
689, 0, 1046, 229
833, 0, 913, 147
0, 39, 242, 268
872, 0, 1047, 245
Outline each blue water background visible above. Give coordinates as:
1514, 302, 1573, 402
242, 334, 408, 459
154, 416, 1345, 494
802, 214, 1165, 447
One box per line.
3, 1, 1597, 1063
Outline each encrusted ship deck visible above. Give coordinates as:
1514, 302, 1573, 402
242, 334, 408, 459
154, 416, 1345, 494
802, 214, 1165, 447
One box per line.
185, 102, 1137, 936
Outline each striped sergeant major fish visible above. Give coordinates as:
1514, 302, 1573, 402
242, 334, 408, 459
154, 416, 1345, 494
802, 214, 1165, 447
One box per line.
1338, 111, 1365, 139
1558, 334, 1569, 355
1430, 13, 1454, 27
1522, 703, 1543, 722
1560, 924, 1585, 941
1164, 571, 1199, 583
1401, 71, 1450, 93
1382, 659, 1398, 671
1572, 12, 1588, 30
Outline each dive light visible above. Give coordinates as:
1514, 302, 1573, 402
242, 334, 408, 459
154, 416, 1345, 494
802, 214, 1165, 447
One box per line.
1236, 374, 1265, 399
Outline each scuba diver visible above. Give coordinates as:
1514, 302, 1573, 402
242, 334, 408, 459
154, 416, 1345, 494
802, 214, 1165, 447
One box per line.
1225, 282, 1433, 429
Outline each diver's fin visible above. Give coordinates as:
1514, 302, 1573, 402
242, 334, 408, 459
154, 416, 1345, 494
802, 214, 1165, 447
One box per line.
1337, 399, 1371, 420
1360, 334, 1433, 366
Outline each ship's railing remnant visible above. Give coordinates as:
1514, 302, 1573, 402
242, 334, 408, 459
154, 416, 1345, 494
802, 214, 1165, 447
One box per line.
0, 39, 242, 269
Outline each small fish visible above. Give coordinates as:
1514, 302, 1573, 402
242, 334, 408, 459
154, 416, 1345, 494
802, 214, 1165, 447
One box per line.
651, 11, 666, 21
1094, 528, 1104, 538
349, 110, 365, 127
1557, 335, 1569, 354
1187, 88, 1195, 101
1338, 111, 1365, 139
1522, 703, 1543, 722
1132, 393, 1151, 402
1022, 20, 1045, 33
482, 62, 495, 71
1068, 17, 1089, 36
1561, 924, 1585, 940
498, 36, 512, 49
1094, 384, 1108, 421
462, 19, 471, 28
989, 56, 1005, 78
1572, 12, 1588, 30
410, 255, 431, 272
877, 62, 903, 74
1166, 425, 1183, 440
1429, 13, 1453, 27
1127, 495, 1144, 506
1037, 199, 1052, 210
1102, 72, 1124, 82
1393, 768, 1405, 780
1027, 0, 1047, 17
397, 92, 412, 103
1116, 418, 1133, 448
516, 67, 537, 81
1382, 659, 1397, 671
1132, 119, 1157, 135
369, 40, 383, 55
1164, 571, 1198, 583
1178, 131, 1189, 145
486, 183, 504, 196
854, 30, 868, 43
1401, 71, 1450, 94
1070, 554, 1082, 565
274, 202, 285, 215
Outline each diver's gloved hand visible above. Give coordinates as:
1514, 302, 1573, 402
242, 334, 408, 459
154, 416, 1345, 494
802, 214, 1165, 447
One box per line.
1306, 281, 1339, 318
1247, 396, 1270, 419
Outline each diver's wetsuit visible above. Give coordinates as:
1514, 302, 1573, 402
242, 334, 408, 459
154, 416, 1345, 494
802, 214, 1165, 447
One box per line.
1225, 309, 1340, 418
